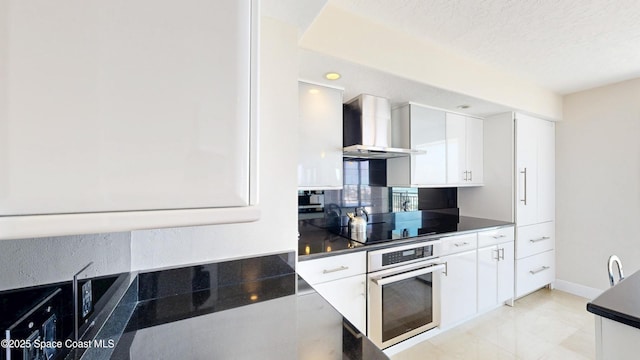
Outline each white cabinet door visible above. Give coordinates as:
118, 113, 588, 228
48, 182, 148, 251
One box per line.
410, 105, 447, 185
446, 113, 468, 184
497, 241, 515, 304
466, 117, 484, 185
516, 115, 538, 225
0, 0, 256, 216
478, 240, 514, 311
298, 82, 343, 189
387, 104, 446, 187
298, 252, 367, 334
538, 120, 555, 223
446, 113, 483, 186
516, 114, 555, 224
314, 274, 367, 334
477, 246, 499, 312
440, 249, 477, 329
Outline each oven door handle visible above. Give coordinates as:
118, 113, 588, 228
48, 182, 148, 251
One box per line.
370, 263, 446, 286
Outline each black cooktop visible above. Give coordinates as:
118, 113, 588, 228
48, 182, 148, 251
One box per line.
305, 210, 508, 245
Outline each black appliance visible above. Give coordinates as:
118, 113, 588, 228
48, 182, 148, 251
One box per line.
2, 288, 64, 360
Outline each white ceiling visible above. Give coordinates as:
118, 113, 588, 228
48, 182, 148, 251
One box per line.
299, 49, 514, 117
261, 0, 328, 35
329, 0, 640, 95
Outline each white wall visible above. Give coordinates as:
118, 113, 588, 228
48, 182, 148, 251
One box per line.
0, 232, 131, 291
130, 16, 299, 271
299, 4, 563, 121
557, 78, 640, 291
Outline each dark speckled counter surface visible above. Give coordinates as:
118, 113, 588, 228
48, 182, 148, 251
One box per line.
587, 270, 640, 330
85, 253, 388, 360
299, 211, 513, 260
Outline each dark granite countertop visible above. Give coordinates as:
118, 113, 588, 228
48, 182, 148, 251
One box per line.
85, 253, 388, 360
299, 211, 513, 260
587, 270, 640, 330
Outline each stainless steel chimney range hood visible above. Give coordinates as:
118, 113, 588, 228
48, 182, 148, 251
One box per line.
343, 94, 423, 159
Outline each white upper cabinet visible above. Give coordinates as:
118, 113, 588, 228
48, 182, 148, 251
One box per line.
446, 113, 484, 186
0, 0, 259, 238
297, 82, 343, 190
387, 104, 447, 187
516, 114, 555, 225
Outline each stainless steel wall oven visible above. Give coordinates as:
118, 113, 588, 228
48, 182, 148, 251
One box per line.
367, 239, 444, 349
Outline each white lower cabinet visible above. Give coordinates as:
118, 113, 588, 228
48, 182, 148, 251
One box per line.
477, 226, 515, 312
516, 222, 555, 259
313, 275, 366, 333
515, 249, 555, 298
440, 249, 477, 329
297, 252, 367, 333
515, 221, 555, 298
497, 242, 515, 304
478, 241, 514, 312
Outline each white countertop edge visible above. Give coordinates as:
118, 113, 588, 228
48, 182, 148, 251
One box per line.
0, 206, 261, 240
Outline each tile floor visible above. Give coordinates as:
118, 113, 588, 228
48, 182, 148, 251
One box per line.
391, 289, 595, 360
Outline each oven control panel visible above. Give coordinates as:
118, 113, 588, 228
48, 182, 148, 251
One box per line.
382, 245, 433, 266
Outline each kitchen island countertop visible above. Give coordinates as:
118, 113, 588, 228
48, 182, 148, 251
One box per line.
86, 253, 388, 360
587, 270, 640, 330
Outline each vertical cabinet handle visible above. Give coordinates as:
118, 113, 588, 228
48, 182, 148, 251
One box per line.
493, 248, 506, 261
520, 168, 527, 205
469, 170, 472, 181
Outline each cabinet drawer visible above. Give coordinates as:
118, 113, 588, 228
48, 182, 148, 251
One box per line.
441, 233, 477, 256
478, 226, 515, 247
515, 250, 555, 298
516, 222, 555, 259
298, 252, 366, 285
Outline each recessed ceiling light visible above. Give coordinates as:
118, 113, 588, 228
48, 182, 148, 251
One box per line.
457, 104, 470, 109
309, 89, 320, 94
325, 72, 341, 80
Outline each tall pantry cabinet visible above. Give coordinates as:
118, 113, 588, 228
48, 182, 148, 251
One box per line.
458, 112, 555, 299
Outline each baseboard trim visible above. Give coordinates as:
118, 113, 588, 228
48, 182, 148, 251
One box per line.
554, 279, 604, 300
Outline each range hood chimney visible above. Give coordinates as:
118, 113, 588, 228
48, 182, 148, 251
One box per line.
343, 94, 422, 159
